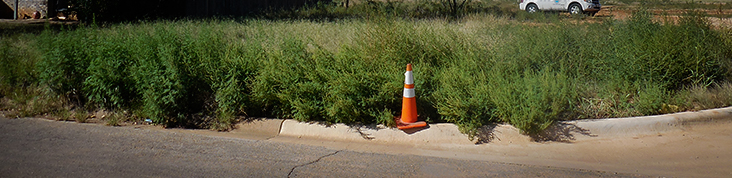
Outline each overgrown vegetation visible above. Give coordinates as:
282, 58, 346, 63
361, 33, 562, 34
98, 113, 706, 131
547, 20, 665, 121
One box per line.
1, 2, 731, 139
606, 0, 732, 18
268, 0, 518, 20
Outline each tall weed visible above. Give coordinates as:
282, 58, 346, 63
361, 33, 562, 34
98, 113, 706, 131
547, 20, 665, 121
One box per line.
3, 10, 730, 135
489, 69, 576, 135
0, 35, 40, 96
432, 60, 496, 137
38, 27, 95, 105
610, 9, 725, 90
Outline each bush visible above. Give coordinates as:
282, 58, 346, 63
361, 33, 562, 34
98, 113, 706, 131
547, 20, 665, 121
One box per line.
38, 28, 94, 105
609, 10, 725, 90
489, 70, 576, 135
432, 61, 496, 137
0, 34, 40, 96
3, 9, 730, 136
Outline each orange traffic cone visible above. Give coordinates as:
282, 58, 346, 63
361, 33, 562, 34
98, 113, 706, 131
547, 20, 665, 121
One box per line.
396, 64, 427, 130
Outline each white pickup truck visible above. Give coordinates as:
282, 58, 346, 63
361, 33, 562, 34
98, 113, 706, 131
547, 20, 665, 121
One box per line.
519, 0, 601, 16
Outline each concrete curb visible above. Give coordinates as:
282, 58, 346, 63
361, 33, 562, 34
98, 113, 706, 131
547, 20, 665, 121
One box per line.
279, 121, 476, 145
567, 106, 732, 137
274, 106, 732, 145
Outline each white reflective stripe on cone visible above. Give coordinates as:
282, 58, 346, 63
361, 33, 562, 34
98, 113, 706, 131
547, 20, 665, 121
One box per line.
403, 88, 415, 98
404, 71, 413, 84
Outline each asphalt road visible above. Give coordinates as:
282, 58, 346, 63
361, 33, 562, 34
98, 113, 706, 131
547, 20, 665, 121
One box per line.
0, 118, 643, 177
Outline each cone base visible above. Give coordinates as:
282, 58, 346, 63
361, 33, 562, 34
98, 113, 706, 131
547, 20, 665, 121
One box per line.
395, 118, 427, 130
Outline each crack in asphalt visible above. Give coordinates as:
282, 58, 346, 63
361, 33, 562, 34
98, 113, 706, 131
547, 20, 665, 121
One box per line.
287, 150, 342, 178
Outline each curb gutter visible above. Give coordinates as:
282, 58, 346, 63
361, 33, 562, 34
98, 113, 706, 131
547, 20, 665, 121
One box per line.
568, 106, 732, 137
273, 107, 732, 145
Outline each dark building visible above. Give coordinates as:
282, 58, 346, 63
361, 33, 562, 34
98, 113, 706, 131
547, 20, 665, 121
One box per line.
61, 0, 326, 22
3, 0, 327, 20
1, 0, 48, 19
0, 1, 13, 19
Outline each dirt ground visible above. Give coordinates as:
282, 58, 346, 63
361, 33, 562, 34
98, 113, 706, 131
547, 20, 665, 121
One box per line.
588, 5, 732, 28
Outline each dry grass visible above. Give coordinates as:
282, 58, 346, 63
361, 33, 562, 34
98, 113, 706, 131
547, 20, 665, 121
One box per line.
0, 87, 67, 119
73, 111, 89, 123
683, 82, 732, 111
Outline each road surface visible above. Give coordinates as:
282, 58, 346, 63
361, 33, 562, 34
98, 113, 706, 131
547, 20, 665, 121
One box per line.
0, 118, 641, 177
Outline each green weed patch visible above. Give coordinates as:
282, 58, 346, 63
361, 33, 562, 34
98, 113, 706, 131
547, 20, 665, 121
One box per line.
1, 10, 730, 138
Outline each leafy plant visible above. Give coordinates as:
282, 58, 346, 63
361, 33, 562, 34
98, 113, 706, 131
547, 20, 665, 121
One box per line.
2, 8, 730, 136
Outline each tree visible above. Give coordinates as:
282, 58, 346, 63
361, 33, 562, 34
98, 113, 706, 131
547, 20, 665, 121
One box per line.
440, 0, 471, 18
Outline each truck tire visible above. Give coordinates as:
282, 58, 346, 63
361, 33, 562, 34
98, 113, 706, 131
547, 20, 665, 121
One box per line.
569, 3, 583, 15
526, 4, 539, 13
